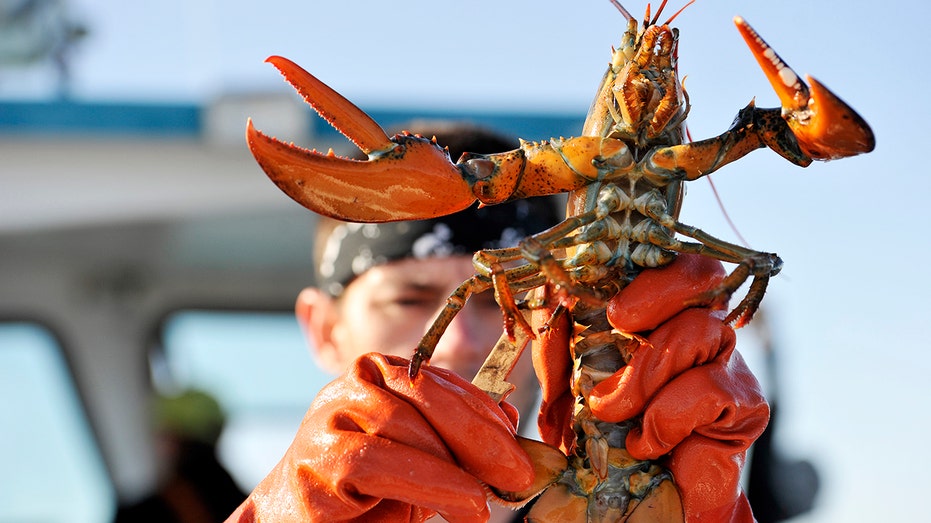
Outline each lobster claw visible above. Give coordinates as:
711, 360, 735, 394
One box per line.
246, 55, 477, 222
735, 17, 875, 160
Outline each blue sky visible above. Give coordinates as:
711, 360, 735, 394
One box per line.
5, 1, 930, 521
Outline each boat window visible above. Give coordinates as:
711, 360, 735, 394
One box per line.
0, 322, 114, 523
157, 310, 330, 491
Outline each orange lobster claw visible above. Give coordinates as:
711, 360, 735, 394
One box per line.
246, 55, 477, 222
735, 17, 875, 160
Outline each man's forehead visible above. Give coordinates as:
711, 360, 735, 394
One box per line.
360, 255, 475, 285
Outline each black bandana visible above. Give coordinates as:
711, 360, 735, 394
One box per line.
316, 197, 562, 296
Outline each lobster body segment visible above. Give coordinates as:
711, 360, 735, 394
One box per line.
246, 3, 874, 522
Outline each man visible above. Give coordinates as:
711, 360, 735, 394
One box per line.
297, 126, 559, 433
115, 389, 245, 523
226, 124, 768, 522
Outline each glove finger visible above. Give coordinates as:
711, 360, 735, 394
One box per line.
315, 362, 451, 458
664, 435, 757, 523
353, 501, 434, 523
607, 253, 726, 333
530, 291, 576, 452
588, 308, 735, 423
308, 434, 493, 523
304, 354, 524, 522
625, 350, 769, 460
372, 354, 535, 493
296, 363, 489, 521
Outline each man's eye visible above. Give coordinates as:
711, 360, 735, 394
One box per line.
471, 292, 500, 310
392, 295, 437, 308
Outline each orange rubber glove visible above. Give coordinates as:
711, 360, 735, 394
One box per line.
225, 352, 534, 523
533, 253, 770, 523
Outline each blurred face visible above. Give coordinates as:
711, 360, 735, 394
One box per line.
299, 255, 539, 416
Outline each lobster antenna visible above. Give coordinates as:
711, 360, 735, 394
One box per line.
608, 0, 634, 22
664, 0, 696, 25
707, 176, 751, 248
651, 0, 669, 25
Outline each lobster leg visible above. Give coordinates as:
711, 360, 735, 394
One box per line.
409, 275, 491, 379
633, 199, 782, 326
664, 217, 784, 326
409, 186, 633, 379
408, 264, 548, 378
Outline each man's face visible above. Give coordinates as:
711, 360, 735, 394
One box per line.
320, 254, 538, 414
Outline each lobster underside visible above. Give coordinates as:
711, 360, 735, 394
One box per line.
246, 2, 873, 521
521, 304, 685, 522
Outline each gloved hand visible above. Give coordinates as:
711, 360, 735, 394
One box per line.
225, 352, 534, 523
532, 253, 770, 523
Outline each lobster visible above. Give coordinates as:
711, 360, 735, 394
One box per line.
245, 1, 873, 521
